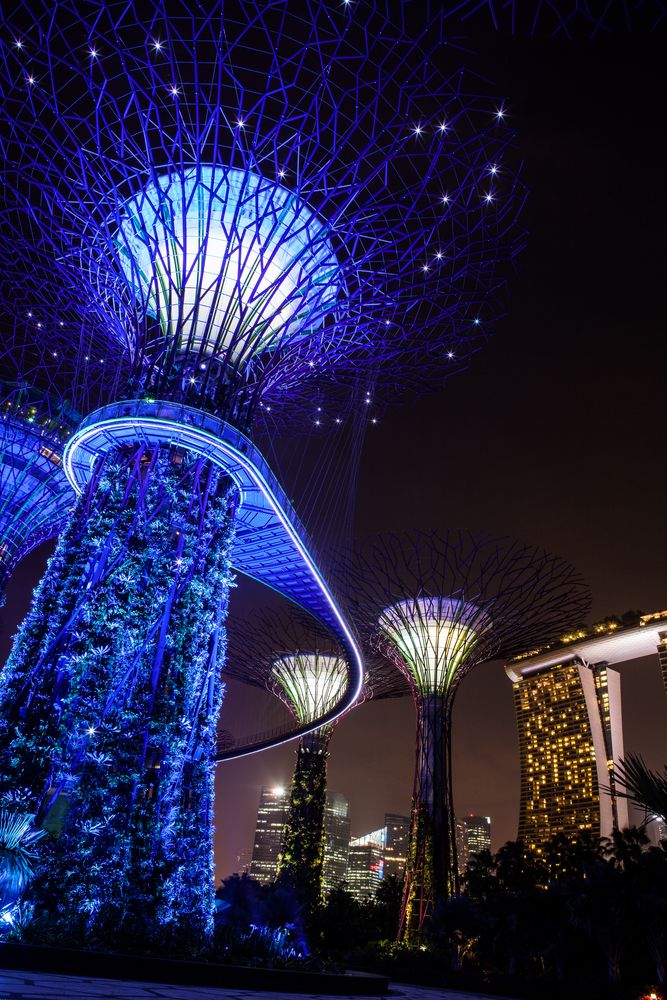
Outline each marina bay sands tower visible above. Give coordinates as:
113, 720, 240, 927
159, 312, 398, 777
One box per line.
506, 611, 667, 850
0, 0, 523, 951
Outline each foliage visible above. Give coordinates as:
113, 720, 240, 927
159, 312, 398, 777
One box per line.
0, 809, 44, 911
276, 731, 330, 917
313, 832, 667, 999
0, 445, 238, 953
214, 874, 311, 968
615, 754, 667, 824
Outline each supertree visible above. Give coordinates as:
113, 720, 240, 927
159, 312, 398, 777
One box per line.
343, 529, 591, 943
0, 1, 523, 948
229, 612, 347, 912
0, 384, 74, 598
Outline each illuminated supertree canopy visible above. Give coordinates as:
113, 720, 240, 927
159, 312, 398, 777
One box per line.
0, 383, 77, 597
342, 529, 591, 943
0, 0, 523, 952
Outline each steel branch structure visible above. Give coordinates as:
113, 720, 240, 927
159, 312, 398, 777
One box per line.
0, 0, 523, 950
343, 529, 590, 943
0, 384, 77, 596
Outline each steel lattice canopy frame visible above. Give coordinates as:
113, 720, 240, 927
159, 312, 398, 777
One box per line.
0, 407, 74, 585
64, 398, 363, 757
0, 0, 525, 433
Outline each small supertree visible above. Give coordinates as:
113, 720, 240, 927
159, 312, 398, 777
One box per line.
226, 611, 348, 912
0, 0, 523, 948
0, 383, 77, 598
343, 529, 591, 943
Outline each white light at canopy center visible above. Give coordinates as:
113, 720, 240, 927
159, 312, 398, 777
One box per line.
116, 166, 340, 363
378, 597, 491, 695
272, 653, 348, 725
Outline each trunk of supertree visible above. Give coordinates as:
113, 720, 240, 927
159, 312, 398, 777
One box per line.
0, 442, 238, 953
276, 727, 331, 915
399, 692, 455, 944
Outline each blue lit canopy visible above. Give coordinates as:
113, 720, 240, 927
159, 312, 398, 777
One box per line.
0, 0, 525, 427
0, 384, 76, 592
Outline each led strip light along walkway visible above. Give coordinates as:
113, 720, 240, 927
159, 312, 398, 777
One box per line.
64, 399, 363, 759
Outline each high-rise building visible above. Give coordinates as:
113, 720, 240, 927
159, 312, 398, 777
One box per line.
249, 785, 290, 884
347, 834, 385, 902
507, 657, 629, 851
322, 793, 351, 895
658, 629, 667, 698
234, 848, 253, 876
345, 814, 410, 900
383, 814, 411, 881
456, 815, 491, 876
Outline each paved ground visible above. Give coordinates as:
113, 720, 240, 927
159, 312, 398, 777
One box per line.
0, 969, 514, 1000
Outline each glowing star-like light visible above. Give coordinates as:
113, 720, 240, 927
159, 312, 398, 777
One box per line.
272, 653, 348, 724
27, 76, 35, 85
272, 785, 286, 796
438, 122, 448, 133
496, 107, 506, 120
115, 165, 340, 362
412, 125, 423, 136
153, 40, 162, 50
87, 726, 96, 735
489, 164, 498, 175
89, 48, 98, 58
447, 351, 454, 358
236, 118, 245, 128
473, 317, 481, 325
484, 193, 494, 203
170, 86, 179, 95
379, 597, 491, 695
14, 41, 23, 49
442, 195, 450, 204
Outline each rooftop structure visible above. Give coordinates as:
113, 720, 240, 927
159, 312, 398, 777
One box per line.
344, 529, 590, 942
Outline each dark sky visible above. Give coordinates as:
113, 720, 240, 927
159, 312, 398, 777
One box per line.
1, 27, 666, 878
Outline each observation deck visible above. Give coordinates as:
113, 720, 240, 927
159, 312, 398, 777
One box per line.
506, 610, 667, 681
63, 399, 363, 757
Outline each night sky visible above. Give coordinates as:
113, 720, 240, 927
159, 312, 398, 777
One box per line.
1, 25, 666, 879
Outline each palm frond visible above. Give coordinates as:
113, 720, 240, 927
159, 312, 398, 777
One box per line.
614, 754, 667, 823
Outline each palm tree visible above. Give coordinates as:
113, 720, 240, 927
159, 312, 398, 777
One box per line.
0, 810, 44, 912
614, 754, 667, 824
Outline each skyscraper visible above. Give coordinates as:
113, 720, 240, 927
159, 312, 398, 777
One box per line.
347, 831, 385, 902
507, 657, 628, 850
456, 815, 491, 876
383, 814, 411, 881
249, 786, 290, 885
322, 793, 351, 896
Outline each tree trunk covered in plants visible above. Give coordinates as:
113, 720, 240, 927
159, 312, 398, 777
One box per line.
0, 442, 238, 952
277, 727, 331, 913
400, 692, 455, 944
